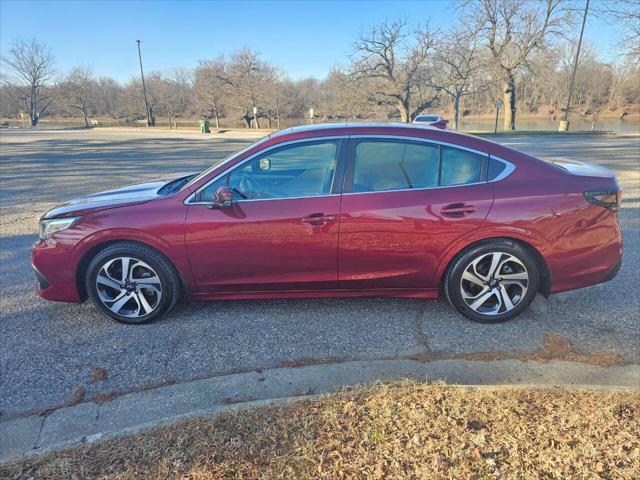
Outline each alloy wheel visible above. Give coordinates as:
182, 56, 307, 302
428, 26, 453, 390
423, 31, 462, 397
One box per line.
459, 251, 529, 316
95, 256, 162, 319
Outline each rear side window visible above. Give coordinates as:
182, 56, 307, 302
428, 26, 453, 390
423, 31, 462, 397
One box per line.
352, 140, 439, 193
440, 147, 483, 186
350, 139, 486, 193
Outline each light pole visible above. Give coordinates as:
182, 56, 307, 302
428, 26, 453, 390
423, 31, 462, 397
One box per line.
136, 39, 152, 127
560, 0, 590, 132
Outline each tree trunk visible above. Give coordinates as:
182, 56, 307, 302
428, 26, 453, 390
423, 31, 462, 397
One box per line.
242, 113, 251, 128
82, 108, 89, 128
398, 100, 410, 123
503, 74, 516, 130
452, 95, 460, 130
214, 110, 220, 128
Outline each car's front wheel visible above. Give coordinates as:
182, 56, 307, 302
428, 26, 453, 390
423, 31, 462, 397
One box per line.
85, 242, 180, 324
444, 240, 539, 323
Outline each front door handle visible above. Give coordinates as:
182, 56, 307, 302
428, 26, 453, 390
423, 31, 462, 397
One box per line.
440, 203, 476, 217
302, 213, 336, 226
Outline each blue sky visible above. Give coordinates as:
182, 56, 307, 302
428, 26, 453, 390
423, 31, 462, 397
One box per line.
0, 0, 622, 83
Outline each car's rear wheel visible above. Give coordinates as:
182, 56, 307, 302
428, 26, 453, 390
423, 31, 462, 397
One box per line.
444, 240, 539, 323
85, 242, 180, 324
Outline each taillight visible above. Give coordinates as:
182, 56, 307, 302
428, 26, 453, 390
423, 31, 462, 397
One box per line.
583, 189, 621, 212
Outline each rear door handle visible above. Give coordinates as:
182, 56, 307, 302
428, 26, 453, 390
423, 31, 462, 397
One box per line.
440, 203, 476, 216
302, 213, 336, 226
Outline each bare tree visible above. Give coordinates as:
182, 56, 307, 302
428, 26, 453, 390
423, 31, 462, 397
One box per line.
56, 66, 97, 127
216, 49, 275, 128
164, 68, 193, 127
1, 38, 55, 126
350, 19, 439, 122
430, 24, 490, 129
195, 59, 227, 128
466, 0, 569, 129
596, 0, 640, 65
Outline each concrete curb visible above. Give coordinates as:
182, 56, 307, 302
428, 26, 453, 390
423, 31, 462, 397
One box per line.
1, 358, 638, 463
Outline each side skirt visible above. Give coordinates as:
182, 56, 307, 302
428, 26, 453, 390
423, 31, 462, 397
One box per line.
190, 288, 439, 302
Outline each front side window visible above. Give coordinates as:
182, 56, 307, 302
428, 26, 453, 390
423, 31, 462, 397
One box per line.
197, 140, 340, 202
352, 140, 439, 193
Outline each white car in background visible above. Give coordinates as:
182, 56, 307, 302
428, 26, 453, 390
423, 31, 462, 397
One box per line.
413, 114, 448, 129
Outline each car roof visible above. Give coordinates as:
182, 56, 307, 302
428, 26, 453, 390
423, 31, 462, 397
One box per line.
261, 122, 543, 170
269, 122, 440, 138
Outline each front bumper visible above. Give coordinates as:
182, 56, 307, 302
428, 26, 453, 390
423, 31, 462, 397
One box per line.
32, 239, 82, 303
32, 263, 50, 290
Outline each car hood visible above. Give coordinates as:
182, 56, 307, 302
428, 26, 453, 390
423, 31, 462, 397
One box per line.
43, 174, 193, 219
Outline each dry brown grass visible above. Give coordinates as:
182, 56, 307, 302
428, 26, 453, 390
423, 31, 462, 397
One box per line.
404, 333, 628, 368
2, 382, 638, 479
88, 368, 108, 383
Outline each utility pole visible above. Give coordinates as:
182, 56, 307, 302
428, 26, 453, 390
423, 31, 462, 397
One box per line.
560, 0, 589, 131
136, 39, 152, 127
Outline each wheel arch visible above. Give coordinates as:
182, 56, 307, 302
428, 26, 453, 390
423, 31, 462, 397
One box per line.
75, 239, 187, 301
437, 236, 551, 298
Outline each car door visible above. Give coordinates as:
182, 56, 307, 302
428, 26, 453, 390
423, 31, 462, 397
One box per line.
185, 138, 346, 293
338, 137, 494, 290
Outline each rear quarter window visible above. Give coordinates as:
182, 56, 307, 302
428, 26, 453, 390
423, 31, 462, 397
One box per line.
487, 157, 507, 180
440, 147, 483, 186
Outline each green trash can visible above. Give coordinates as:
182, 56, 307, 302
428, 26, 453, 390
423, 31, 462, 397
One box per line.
199, 119, 210, 134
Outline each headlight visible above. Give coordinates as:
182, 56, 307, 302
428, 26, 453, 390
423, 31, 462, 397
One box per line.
39, 217, 79, 240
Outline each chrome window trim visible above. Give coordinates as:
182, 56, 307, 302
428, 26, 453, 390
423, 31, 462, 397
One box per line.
341, 182, 487, 196
349, 134, 488, 156
185, 133, 516, 204
185, 135, 349, 205
488, 155, 516, 182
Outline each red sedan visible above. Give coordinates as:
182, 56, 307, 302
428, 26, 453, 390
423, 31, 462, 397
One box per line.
32, 124, 622, 324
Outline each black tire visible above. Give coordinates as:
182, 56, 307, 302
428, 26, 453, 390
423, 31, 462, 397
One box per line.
85, 242, 180, 324
444, 240, 539, 323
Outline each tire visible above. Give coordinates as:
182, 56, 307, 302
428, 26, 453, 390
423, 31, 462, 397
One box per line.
85, 242, 180, 324
444, 240, 539, 323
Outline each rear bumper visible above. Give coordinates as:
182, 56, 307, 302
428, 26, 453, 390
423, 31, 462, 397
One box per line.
600, 257, 622, 284
547, 211, 623, 294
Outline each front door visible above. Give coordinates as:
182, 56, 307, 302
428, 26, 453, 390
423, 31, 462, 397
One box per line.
338, 137, 494, 290
185, 138, 345, 292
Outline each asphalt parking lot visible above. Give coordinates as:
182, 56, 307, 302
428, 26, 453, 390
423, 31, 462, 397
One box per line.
1, 128, 638, 420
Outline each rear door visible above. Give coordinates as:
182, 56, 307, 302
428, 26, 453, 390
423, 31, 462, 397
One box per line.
338, 137, 494, 290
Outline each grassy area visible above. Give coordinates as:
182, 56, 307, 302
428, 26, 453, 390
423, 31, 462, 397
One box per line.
2, 382, 638, 479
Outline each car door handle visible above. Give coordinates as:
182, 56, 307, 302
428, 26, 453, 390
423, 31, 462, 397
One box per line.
440, 204, 476, 216
301, 213, 336, 226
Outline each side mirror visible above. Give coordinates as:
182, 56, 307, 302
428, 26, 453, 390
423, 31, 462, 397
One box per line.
209, 185, 233, 209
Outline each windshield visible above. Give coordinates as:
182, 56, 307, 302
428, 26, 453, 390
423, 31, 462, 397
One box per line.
157, 174, 198, 196
180, 135, 272, 192
415, 116, 438, 122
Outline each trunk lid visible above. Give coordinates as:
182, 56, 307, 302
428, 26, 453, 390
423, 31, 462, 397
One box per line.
550, 158, 615, 179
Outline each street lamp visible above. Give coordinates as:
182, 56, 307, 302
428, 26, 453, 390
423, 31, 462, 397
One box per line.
136, 39, 152, 127
560, 0, 590, 132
